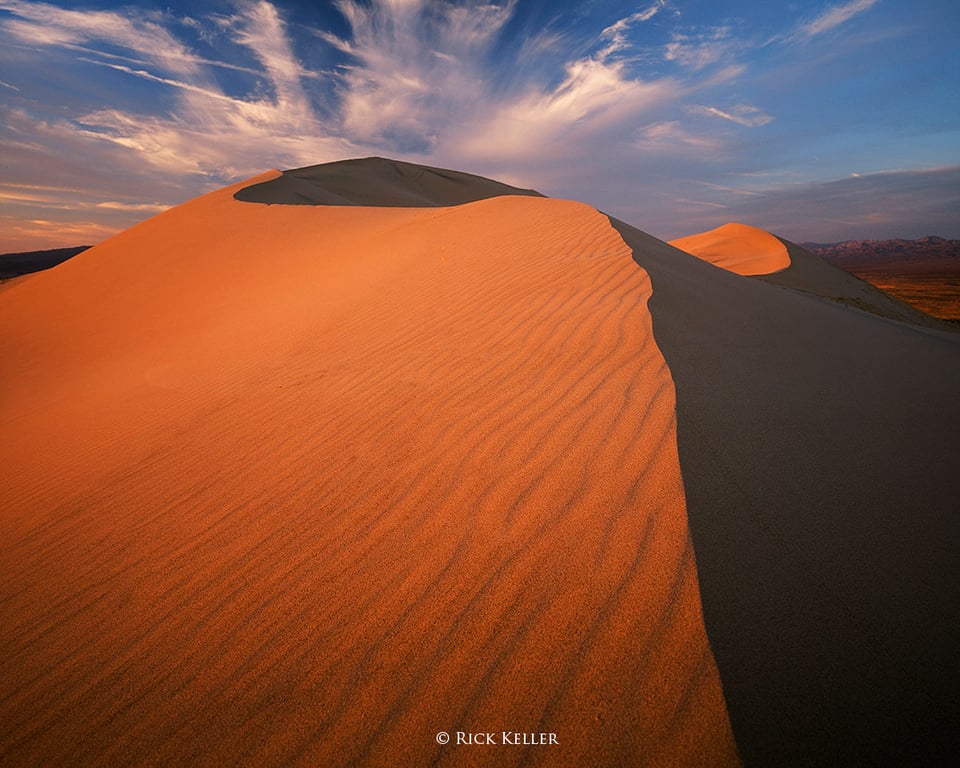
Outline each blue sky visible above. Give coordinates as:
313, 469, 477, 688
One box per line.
1, 0, 958, 251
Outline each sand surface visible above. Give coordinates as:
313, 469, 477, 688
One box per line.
1, 174, 737, 767
668, 222, 790, 276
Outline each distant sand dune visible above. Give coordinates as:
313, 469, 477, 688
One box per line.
1, 174, 737, 766
668, 222, 790, 276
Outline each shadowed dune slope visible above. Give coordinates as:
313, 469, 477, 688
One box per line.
668, 222, 791, 276
0, 174, 738, 767
234, 156, 544, 207
611, 217, 960, 767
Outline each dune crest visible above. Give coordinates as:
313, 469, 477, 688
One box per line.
234, 156, 544, 207
0, 176, 738, 766
669, 222, 791, 276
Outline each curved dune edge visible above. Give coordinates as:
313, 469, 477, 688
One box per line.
669, 222, 791, 276
0, 179, 738, 766
234, 156, 544, 207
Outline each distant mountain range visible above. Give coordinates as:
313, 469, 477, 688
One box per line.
799, 236, 960, 322
801, 235, 960, 269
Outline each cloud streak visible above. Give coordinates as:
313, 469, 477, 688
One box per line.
688, 103, 773, 127
793, 0, 880, 41
801, 0, 877, 37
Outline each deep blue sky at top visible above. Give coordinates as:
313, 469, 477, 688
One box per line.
1, 0, 958, 250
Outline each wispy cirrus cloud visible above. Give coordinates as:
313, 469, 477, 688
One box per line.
318, 0, 520, 150
1, 0, 354, 180
688, 103, 773, 127
665, 26, 739, 71
780, 0, 880, 44
634, 121, 723, 153
792, 0, 881, 42
597, 1, 666, 59
0, 0, 201, 75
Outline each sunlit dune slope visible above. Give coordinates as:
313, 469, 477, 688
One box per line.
668, 222, 790, 276
0, 171, 737, 767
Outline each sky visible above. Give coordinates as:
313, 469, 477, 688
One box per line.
1, 0, 958, 252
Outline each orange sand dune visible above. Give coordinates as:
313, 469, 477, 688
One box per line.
0, 176, 738, 766
669, 222, 790, 276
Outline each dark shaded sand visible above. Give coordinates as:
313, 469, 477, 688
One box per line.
612, 217, 960, 766
1, 168, 737, 767
0, 245, 90, 279
234, 156, 543, 207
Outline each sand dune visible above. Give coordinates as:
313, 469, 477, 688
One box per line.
1, 168, 737, 766
668, 222, 790, 276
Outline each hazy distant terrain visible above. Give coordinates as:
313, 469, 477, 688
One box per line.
802, 237, 960, 321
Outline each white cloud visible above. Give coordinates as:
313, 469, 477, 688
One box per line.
664, 26, 737, 70
0, 0, 202, 76
452, 50, 677, 165
597, 1, 665, 60
0, 0, 360, 184
226, 0, 315, 124
793, 0, 880, 41
635, 121, 722, 153
322, 0, 518, 149
95, 201, 170, 212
